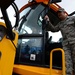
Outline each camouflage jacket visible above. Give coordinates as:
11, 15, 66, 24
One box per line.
47, 16, 75, 45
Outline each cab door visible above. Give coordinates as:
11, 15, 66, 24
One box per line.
15, 3, 48, 66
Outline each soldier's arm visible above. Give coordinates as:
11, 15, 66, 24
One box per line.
46, 21, 60, 32
44, 15, 60, 32
72, 16, 75, 21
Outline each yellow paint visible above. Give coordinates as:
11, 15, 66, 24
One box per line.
0, 22, 18, 75
50, 48, 65, 75
13, 64, 62, 75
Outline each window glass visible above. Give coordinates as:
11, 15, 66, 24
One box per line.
19, 4, 46, 35
18, 38, 43, 64
16, 4, 46, 65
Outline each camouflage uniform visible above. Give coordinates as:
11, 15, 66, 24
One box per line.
47, 16, 75, 75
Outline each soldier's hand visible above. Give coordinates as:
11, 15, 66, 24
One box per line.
44, 15, 49, 21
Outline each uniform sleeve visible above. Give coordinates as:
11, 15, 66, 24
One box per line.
72, 16, 75, 21
72, 16, 75, 26
46, 21, 60, 32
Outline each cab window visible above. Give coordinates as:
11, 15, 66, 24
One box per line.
15, 4, 46, 66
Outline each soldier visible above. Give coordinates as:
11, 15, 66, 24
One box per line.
44, 8, 75, 75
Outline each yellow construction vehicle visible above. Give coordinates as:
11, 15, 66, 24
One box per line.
0, 0, 72, 75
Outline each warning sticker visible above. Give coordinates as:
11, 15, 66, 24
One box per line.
30, 54, 36, 61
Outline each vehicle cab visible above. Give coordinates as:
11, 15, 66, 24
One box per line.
13, 0, 65, 75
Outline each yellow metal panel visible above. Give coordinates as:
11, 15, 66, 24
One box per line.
0, 22, 18, 75
13, 65, 62, 75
